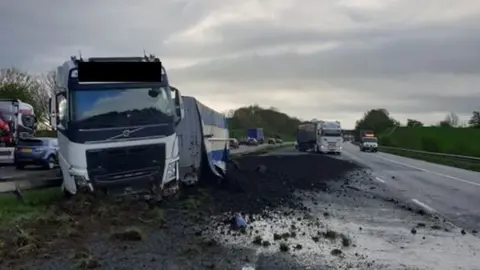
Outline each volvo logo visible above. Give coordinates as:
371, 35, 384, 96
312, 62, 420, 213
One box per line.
122, 130, 131, 137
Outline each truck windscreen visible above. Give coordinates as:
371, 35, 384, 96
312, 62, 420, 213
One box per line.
322, 130, 342, 137
71, 87, 174, 129
0, 103, 14, 118
363, 137, 377, 142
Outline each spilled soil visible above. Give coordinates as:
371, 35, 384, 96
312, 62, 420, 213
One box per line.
1, 151, 478, 269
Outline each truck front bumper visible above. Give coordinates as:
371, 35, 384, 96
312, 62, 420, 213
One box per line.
69, 157, 179, 192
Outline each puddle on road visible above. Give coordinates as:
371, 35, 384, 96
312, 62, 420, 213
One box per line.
208, 190, 480, 270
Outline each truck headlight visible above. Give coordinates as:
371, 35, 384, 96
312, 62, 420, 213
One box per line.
166, 161, 177, 180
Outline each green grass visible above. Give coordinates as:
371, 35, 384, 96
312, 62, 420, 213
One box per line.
380, 147, 480, 172
380, 127, 480, 157
0, 188, 62, 226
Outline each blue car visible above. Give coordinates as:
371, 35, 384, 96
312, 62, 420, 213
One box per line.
14, 137, 59, 170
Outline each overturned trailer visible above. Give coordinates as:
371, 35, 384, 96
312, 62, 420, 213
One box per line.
176, 95, 229, 186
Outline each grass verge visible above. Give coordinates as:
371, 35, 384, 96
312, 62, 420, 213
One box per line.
0, 187, 63, 226
380, 147, 480, 172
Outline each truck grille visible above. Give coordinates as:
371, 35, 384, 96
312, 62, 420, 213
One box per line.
328, 142, 336, 147
86, 143, 166, 186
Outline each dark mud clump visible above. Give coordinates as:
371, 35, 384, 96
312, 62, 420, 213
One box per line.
210, 154, 360, 214
0, 153, 361, 269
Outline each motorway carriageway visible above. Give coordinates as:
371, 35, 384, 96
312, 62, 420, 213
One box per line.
339, 142, 480, 233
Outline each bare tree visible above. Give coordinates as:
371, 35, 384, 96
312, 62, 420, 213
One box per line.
441, 112, 459, 127
0, 68, 55, 130
34, 70, 56, 127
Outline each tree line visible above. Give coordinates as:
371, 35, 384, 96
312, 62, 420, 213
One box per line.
0, 68, 55, 129
227, 105, 302, 140
355, 109, 480, 137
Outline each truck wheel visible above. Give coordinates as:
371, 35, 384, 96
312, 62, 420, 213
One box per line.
61, 183, 75, 199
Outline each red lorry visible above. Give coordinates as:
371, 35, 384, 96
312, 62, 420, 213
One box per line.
0, 99, 37, 162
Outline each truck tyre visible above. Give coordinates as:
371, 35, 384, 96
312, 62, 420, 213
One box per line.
61, 183, 75, 199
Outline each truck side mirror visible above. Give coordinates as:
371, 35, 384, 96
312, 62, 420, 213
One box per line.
52, 92, 66, 129
173, 88, 185, 125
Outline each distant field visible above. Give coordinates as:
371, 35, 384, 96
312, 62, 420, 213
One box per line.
380, 127, 480, 157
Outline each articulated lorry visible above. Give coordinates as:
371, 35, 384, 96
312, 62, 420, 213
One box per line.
0, 99, 37, 163
358, 129, 378, 152
49, 55, 230, 197
314, 120, 343, 154
296, 122, 317, 152
247, 128, 264, 144
50, 55, 186, 197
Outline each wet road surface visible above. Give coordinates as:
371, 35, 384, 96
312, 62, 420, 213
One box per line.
339, 142, 480, 233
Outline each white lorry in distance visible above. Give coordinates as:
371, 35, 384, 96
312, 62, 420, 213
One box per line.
0, 99, 37, 163
314, 120, 343, 154
49, 55, 185, 197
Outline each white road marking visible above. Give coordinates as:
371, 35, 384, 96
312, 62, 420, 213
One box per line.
375, 177, 385, 183
372, 154, 480, 188
412, 199, 437, 213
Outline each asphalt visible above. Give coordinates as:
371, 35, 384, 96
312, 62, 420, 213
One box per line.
338, 142, 480, 233
0, 164, 46, 180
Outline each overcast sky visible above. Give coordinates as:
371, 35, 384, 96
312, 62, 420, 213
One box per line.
1, 0, 479, 129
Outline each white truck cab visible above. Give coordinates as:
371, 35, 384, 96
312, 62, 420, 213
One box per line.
360, 136, 379, 152
49, 55, 185, 196
315, 120, 343, 155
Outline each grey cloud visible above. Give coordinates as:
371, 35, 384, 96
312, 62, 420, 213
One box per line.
0, 0, 209, 71
1, 0, 479, 127
172, 17, 480, 83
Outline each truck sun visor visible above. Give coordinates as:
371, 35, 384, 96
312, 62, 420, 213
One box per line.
77, 61, 163, 83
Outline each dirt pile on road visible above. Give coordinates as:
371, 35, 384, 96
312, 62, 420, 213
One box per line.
210, 154, 362, 214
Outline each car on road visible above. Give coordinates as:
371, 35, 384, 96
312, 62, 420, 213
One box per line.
275, 138, 283, 144
247, 138, 259, 146
268, 138, 276, 144
14, 137, 58, 170
229, 138, 240, 149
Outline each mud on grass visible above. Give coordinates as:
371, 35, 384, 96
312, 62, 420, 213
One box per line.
0, 153, 362, 268
0, 189, 216, 268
